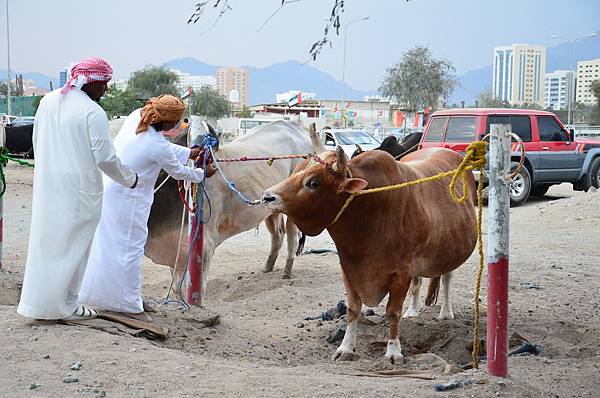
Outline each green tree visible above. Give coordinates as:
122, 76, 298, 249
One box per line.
189, 86, 231, 119
590, 80, 600, 125
0, 80, 24, 97
476, 89, 509, 108
100, 85, 143, 118
32, 95, 44, 113
127, 66, 180, 99
239, 106, 252, 118
379, 45, 457, 111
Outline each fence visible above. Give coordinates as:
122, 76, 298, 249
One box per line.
0, 96, 42, 116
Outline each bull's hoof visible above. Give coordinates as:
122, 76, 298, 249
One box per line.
281, 271, 293, 279
383, 353, 405, 366
438, 307, 455, 320
402, 308, 419, 318
332, 349, 359, 362
262, 267, 274, 274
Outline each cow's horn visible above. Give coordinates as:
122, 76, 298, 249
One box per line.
334, 145, 347, 174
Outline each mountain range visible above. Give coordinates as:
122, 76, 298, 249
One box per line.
3, 30, 599, 106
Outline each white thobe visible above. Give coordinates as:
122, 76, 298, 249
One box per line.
79, 122, 204, 314
17, 89, 137, 319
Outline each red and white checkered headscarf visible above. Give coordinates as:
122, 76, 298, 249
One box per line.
61, 57, 113, 94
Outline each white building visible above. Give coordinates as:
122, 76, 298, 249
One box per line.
170, 69, 216, 92
493, 44, 546, 106
575, 58, 600, 105
544, 70, 575, 110
275, 90, 316, 103
113, 79, 129, 91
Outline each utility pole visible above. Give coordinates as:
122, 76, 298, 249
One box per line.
341, 16, 369, 128
6, 0, 12, 115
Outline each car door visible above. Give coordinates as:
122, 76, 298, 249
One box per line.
486, 115, 539, 172
535, 115, 580, 182
420, 116, 447, 149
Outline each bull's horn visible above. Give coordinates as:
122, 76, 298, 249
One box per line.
309, 123, 325, 153
334, 145, 347, 174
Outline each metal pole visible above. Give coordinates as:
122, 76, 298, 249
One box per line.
486, 123, 511, 377
6, 0, 12, 115
567, 41, 574, 128
0, 125, 5, 270
341, 16, 369, 129
185, 116, 204, 306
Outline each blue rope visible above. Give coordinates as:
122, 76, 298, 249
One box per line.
208, 146, 261, 206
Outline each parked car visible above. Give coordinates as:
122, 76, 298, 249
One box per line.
385, 127, 421, 140
419, 108, 600, 206
323, 129, 380, 158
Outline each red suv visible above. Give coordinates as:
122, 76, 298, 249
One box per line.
419, 108, 600, 205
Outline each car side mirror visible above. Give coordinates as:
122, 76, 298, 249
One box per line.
569, 128, 575, 142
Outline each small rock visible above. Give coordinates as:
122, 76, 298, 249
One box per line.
297, 322, 304, 328
31, 325, 39, 331
128, 348, 137, 353
42, 354, 50, 359
63, 377, 79, 384
97, 390, 106, 398
70, 362, 82, 371
318, 384, 326, 388
29, 383, 40, 390
29, 336, 38, 342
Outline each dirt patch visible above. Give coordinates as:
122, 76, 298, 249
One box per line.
1, 162, 600, 397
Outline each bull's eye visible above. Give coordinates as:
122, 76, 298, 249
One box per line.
306, 178, 320, 189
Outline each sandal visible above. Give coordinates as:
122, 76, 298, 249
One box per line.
64, 304, 98, 321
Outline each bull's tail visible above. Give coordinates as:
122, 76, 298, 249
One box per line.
425, 276, 441, 306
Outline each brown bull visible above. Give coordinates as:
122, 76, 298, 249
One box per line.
262, 146, 477, 363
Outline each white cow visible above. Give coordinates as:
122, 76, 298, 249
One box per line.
145, 120, 321, 304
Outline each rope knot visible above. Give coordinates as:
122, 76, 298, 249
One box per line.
449, 141, 487, 204
267, 158, 275, 166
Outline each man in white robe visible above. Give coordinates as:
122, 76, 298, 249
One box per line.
79, 95, 215, 322
17, 57, 138, 320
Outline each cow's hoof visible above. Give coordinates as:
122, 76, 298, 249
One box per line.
281, 272, 293, 279
332, 349, 358, 362
262, 267, 274, 274
383, 353, 405, 366
438, 308, 454, 320
402, 308, 419, 318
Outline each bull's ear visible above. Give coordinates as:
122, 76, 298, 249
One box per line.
338, 178, 368, 194
333, 145, 347, 173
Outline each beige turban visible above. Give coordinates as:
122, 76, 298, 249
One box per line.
136, 95, 187, 133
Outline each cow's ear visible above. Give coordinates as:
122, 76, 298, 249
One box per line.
338, 178, 368, 194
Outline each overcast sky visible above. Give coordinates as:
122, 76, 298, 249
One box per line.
1, 0, 599, 91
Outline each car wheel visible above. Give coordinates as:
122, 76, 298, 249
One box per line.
589, 156, 600, 189
509, 162, 531, 207
530, 184, 550, 197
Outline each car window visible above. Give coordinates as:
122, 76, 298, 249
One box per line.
538, 116, 568, 142
445, 117, 476, 142
424, 117, 447, 142
486, 115, 532, 142
335, 131, 378, 145
325, 132, 335, 145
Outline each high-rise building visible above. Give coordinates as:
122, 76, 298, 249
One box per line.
575, 58, 600, 106
170, 69, 216, 93
58, 62, 77, 88
544, 70, 575, 110
493, 44, 546, 106
216, 67, 249, 107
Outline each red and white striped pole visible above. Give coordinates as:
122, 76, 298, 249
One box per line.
486, 123, 511, 377
185, 116, 204, 306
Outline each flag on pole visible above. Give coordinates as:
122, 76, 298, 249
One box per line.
288, 92, 302, 107
334, 102, 339, 112
181, 86, 192, 100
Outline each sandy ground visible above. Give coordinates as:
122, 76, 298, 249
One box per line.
1, 161, 599, 398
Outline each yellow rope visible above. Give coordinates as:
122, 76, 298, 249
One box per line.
327, 142, 488, 369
